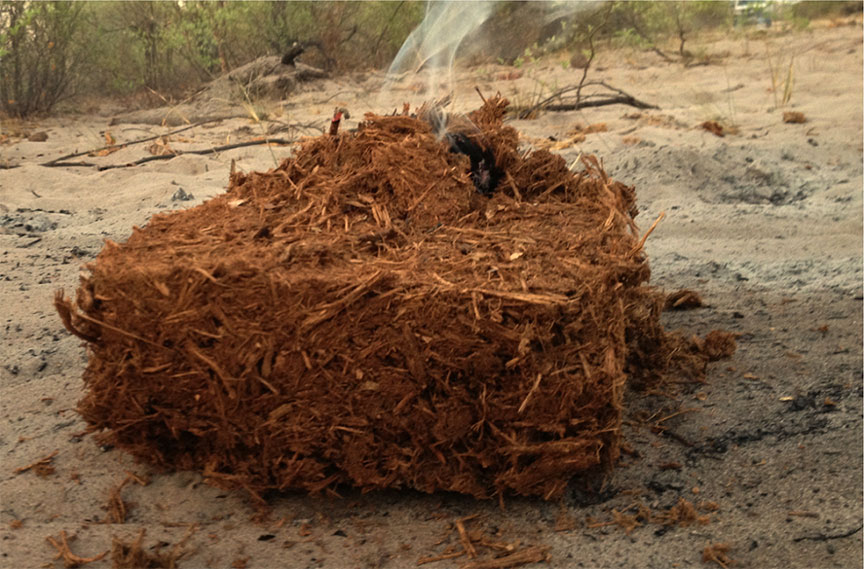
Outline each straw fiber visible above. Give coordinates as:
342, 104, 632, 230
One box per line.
56, 98, 728, 500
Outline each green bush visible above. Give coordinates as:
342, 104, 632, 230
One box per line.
8, 0, 851, 118
490, 1, 735, 64
0, 1, 87, 117
607, 1, 733, 54
87, 2, 191, 94
246, 1, 424, 70
0, 1, 425, 114
790, 1, 862, 20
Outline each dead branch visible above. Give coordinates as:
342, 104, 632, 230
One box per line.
543, 96, 657, 112
41, 116, 315, 168
574, 3, 612, 108
40, 119, 226, 167
794, 524, 863, 542
517, 81, 657, 119
43, 137, 296, 170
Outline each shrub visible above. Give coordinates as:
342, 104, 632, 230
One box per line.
0, 1, 87, 117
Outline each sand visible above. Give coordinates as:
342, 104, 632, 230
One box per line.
1, 20, 861, 569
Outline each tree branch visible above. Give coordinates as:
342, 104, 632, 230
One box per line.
516, 80, 658, 119
794, 524, 863, 543
40, 119, 227, 167
42, 137, 296, 171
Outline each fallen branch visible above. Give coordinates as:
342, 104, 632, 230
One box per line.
793, 524, 863, 542
40, 119, 226, 167
43, 138, 296, 171
544, 96, 658, 112
516, 81, 657, 119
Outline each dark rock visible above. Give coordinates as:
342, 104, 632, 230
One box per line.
172, 188, 195, 202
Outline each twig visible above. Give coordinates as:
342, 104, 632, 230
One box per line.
417, 551, 465, 566
170, 523, 199, 564
460, 546, 548, 569
474, 86, 488, 106
14, 450, 58, 476
111, 524, 196, 568
456, 519, 477, 559
46, 531, 108, 568
657, 428, 694, 447
43, 138, 295, 171
517, 81, 657, 119
702, 543, 733, 569
518, 374, 544, 414
621, 9, 674, 63
793, 524, 863, 542
651, 46, 675, 63
545, 95, 658, 112
674, 7, 687, 58
236, 82, 279, 168
629, 211, 665, 257
268, 119, 325, 134
655, 407, 697, 424
519, 85, 581, 118
787, 510, 819, 518
106, 471, 151, 524
371, 1, 406, 64
125, 470, 150, 486
575, 5, 611, 109
40, 119, 225, 167
55, 291, 164, 346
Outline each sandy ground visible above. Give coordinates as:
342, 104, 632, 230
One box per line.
1, 20, 861, 569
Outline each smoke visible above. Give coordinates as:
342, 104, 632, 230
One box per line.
387, 1, 494, 100
381, 0, 600, 130
380, 0, 602, 193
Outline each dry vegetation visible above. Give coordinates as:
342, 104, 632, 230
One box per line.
1, 1, 858, 117
54, 97, 734, 502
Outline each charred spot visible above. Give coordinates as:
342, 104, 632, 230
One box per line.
444, 132, 501, 195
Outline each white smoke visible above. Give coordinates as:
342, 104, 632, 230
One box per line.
381, 0, 600, 126
382, 1, 494, 116
388, 2, 494, 86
